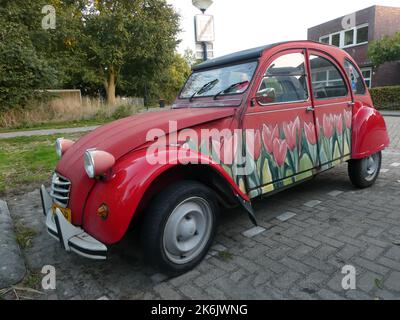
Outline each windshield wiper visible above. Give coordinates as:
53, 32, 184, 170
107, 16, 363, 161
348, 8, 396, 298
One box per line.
189, 79, 219, 102
213, 81, 249, 100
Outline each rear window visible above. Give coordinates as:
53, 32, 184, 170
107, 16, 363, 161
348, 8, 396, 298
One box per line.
309, 55, 348, 99
344, 60, 366, 95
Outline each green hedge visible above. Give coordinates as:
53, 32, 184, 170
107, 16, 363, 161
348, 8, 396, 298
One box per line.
370, 86, 400, 110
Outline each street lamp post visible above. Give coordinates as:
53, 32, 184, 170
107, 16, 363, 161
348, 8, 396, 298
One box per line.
192, 0, 213, 13
192, 0, 214, 61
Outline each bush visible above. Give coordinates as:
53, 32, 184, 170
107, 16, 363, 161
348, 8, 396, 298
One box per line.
370, 86, 400, 110
111, 105, 136, 120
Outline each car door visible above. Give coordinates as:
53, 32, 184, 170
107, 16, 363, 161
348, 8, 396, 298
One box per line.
307, 51, 353, 170
242, 50, 319, 199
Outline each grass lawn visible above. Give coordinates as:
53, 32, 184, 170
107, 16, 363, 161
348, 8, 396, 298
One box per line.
0, 133, 85, 195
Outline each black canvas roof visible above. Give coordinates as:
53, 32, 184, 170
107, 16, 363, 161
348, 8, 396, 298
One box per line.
192, 42, 285, 71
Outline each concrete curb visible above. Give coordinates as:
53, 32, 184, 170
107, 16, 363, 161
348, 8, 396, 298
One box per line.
381, 111, 400, 117
0, 200, 26, 289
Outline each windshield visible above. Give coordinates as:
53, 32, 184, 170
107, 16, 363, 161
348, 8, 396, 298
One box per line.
180, 61, 258, 99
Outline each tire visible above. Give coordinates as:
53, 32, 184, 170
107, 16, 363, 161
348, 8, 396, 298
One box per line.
140, 180, 219, 275
348, 151, 382, 188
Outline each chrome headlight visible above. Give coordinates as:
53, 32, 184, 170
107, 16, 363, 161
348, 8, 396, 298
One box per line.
56, 138, 74, 158
84, 149, 115, 179
84, 149, 96, 178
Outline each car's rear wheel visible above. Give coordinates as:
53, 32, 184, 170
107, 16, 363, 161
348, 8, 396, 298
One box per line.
348, 151, 382, 188
141, 180, 218, 275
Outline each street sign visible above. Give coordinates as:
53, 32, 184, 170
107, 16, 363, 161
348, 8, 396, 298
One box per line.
195, 14, 215, 43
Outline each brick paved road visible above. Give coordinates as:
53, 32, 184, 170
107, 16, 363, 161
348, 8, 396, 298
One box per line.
3, 116, 400, 300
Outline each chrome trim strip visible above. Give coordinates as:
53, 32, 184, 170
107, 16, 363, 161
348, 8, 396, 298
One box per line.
246, 106, 311, 116
314, 101, 352, 108
50, 191, 69, 201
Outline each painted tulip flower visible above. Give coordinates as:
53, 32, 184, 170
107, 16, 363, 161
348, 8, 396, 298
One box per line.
246, 130, 262, 160
344, 110, 352, 129
272, 138, 288, 167
334, 114, 344, 135
262, 124, 279, 153
304, 122, 317, 145
322, 114, 334, 138
283, 117, 300, 150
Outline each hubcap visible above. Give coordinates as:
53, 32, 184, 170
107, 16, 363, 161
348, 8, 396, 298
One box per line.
365, 153, 379, 181
163, 197, 212, 265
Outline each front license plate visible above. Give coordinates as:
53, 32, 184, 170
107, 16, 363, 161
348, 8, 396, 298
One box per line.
52, 205, 72, 223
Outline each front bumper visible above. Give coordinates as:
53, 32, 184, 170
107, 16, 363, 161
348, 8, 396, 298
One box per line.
40, 185, 107, 260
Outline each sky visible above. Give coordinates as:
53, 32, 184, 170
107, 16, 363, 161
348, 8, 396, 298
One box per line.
166, 0, 400, 57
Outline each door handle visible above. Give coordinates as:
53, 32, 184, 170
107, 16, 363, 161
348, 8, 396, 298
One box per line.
347, 102, 355, 107
306, 106, 315, 112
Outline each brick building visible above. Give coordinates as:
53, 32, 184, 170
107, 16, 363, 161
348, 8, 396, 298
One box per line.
308, 5, 400, 88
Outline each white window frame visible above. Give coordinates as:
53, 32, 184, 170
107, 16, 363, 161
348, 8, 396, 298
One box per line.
360, 67, 372, 88
319, 23, 369, 49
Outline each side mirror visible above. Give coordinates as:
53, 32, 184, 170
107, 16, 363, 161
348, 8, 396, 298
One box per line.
256, 87, 276, 105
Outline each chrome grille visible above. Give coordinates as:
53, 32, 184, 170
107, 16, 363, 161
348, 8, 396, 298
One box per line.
50, 173, 71, 208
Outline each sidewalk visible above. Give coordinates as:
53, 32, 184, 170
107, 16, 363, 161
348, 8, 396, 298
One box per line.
0, 126, 99, 139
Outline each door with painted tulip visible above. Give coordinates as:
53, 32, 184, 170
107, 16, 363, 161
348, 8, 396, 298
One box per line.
243, 50, 319, 199
308, 52, 353, 170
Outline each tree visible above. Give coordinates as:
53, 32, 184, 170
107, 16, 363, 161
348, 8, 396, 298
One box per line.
368, 32, 400, 66
0, 0, 184, 109
0, 20, 56, 110
83, 0, 181, 105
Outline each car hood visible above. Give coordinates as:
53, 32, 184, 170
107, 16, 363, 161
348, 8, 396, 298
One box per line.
57, 107, 235, 173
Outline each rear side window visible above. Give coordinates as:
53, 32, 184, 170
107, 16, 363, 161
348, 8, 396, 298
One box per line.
344, 60, 366, 95
309, 55, 348, 99
256, 52, 309, 105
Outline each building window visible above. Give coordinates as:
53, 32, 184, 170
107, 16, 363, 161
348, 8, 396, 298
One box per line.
361, 67, 372, 88
331, 33, 340, 47
356, 26, 369, 44
319, 24, 369, 48
320, 36, 329, 44
344, 29, 354, 46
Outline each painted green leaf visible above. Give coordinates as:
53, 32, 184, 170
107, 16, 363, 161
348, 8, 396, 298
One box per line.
299, 153, 313, 172
333, 140, 341, 159
186, 139, 198, 152
261, 159, 273, 185
199, 139, 210, 157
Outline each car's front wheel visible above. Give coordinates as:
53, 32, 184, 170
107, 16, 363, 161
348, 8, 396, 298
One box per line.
141, 180, 218, 275
348, 151, 382, 188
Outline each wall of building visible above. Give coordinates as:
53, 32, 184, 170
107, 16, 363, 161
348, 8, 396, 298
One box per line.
373, 6, 400, 87
307, 5, 400, 87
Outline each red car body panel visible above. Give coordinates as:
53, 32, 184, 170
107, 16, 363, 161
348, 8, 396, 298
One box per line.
56, 107, 236, 225
54, 41, 389, 244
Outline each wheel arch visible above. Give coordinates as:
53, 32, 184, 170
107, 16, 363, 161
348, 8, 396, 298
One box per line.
134, 164, 242, 222
352, 105, 390, 159
82, 149, 250, 245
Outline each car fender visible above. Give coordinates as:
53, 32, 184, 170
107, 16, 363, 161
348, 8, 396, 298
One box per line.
352, 105, 390, 159
82, 147, 249, 244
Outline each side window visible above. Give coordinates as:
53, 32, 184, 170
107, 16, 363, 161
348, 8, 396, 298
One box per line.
256, 52, 309, 105
344, 60, 366, 94
309, 55, 348, 99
